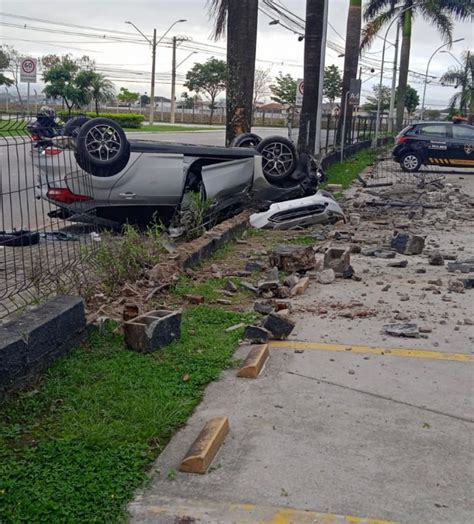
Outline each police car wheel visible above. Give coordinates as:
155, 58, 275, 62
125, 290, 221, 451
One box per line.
400, 152, 421, 172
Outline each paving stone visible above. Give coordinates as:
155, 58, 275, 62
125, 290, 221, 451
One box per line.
263, 313, 296, 340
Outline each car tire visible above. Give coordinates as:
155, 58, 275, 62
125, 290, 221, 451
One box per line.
62, 116, 91, 138
230, 133, 262, 148
256, 136, 298, 184
400, 152, 421, 172
75, 118, 131, 177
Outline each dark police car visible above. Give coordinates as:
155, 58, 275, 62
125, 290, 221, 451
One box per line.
393, 120, 474, 172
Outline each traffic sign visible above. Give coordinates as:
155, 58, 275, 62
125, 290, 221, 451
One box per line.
348, 78, 361, 106
20, 58, 37, 83
296, 78, 304, 107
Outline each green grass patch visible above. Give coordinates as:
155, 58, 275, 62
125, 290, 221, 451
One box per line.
125, 124, 214, 133
0, 306, 251, 522
324, 148, 379, 189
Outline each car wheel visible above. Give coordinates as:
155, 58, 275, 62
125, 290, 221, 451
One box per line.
230, 133, 262, 148
75, 118, 131, 177
62, 115, 91, 138
256, 136, 298, 184
400, 152, 421, 172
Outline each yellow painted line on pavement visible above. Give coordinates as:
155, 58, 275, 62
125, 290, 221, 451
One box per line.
144, 498, 395, 523
269, 341, 474, 363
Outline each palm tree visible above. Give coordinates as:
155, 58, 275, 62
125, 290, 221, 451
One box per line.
209, 0, 258, 145
362, 0, 473, 130
337, 0, 362, 145
441, 50, 473, 117
297, 0, 326, 153
89, 73, 115, 115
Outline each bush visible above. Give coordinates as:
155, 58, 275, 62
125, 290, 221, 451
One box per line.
57, 111, 144, 129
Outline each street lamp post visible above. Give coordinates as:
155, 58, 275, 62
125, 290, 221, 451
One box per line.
440, 50, 462, 66
125, 19, 186, 125
420, 38, 464, 120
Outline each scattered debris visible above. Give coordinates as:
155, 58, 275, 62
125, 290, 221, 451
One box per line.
388, 259, 408, 268
223, 280, 238, 293
124, 310, 182, 352
447, 260, 474, 273
185, 294, 205, 304
448, 280, 465, 293
258, 267, 280, 292
263, 313, 296, 340
270, 245, 315, 272
254, 301, 274, 315
428, 251, 444, 266
323, 247, 351, 276
225, 323, 246, 333
316, 269, 336, 285
240, 281, 259, 294
291, 277, 310, 296
245, 260, 265, 273
382, 323, 419, 338
243, 325, 271, 343
391, 233, 425, 255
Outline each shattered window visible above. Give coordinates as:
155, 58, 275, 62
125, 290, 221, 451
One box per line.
453, 125, 474, 140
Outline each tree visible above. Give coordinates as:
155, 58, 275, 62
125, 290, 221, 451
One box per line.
184, 57, 227, 124
362, 1, 473, 130
297, 0, 326, 153
323, 65, 342, 108
424, 109, 442, 120
140, 94, 150, 108
440, 51, 473, 117
89, 73, 115, 115
253, 67, 271, 105
1, 45, 24, 105
270, 73, 297, 106
209, 0, 259, 144
0, 48, 13, 87
363, 85, 391, 112
117, 87, 139, 110
337, 0, 362, 144
396, 84, 419, 116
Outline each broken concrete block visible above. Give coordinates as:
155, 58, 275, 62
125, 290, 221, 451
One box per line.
373, 250, 396, 259
388, 260, 408, 268
463, 278, 474, 290
124, 310, 182, 352
447, 261, 474, 273
240, 281, 259, 294
274, 300, 292, 312
283, 274, 300, 288
326, 184, 343, 193
382, 323, 419, 338
391, 233, 425, 255
274, 286, 291, 299
448, 280, 465, 293
254, 301, 274, 315
263, 313, 295, 340
316, 269, 336, 284
290, 276, 310, 296
185, 295, 205, 304
243, 325, 271, 344
258, 267, 280, 292
324, 247, 351, 275
223, 280, 238, 293
349, 213, 361, 226
270, 245, 315, 272
429, 251, 444, 266
245, 260, 265, 272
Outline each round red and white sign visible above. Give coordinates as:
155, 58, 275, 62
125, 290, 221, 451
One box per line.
21, 59, 36, 74
298, 81, 304, 95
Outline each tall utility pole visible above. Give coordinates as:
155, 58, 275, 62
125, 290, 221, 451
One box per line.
150, 29, 157, 125
388, 22, 400, 134
170, 36, 177, 124
314, 0, 329, 157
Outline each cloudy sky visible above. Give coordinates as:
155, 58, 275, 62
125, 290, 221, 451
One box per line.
1, 0, 471, 108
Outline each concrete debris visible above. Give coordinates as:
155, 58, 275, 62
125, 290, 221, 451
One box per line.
447, 261, 474, 273
263, 313, 296, 340
223, 280, 238, 293
463, 278, 474, 290
323, 247, 351, 275
123, 303, 139, 322
274, 286, 292, 299
124, 310, 182, 352
349, 213, 361, 226
388, 259, 408, 268
391, 233, 425, 255
290, 277, 310, 296
245, 260, 265, 273
382, 323, 419, 338
185, 294, 205, 304
270, 244, 315, 272
373, 249, 396, 259
326, 184, 343, 193
316, 269, 336, 285
225, 323, 246, 333
428, 251, 445, 266
258, 267, 280, 292
243, 325, 271, 343
448, 280, 465, 293
283, 274, 300, 288
240, 281, 259, 294
254, 301, 274, 315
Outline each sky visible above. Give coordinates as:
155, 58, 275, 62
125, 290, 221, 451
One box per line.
1, 0, 472, 109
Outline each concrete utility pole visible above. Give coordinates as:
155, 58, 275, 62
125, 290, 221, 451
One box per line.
170, 36, 177, 124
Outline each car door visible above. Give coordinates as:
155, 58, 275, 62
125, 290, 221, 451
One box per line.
416, 124, 450, 166
450, 124, 474, 168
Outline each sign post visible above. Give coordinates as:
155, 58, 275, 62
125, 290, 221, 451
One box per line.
296, 79, 304, 107
20, 58, 37, 116
340, 78, 361, 162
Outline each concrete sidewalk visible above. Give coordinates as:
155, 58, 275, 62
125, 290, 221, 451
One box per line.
129, 173, 474, 524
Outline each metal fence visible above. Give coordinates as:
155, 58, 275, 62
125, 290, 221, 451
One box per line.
0, 115, 99, 320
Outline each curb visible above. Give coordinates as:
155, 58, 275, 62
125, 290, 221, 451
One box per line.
237, 344, 269, 378
179, 416, 230, 474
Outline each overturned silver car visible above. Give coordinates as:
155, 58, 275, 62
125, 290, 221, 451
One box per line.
31, 117, 342, 230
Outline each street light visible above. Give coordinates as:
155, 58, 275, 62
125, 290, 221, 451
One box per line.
125, 19, 186, 125
420, 38, 464, 120
440, 49, 463, 66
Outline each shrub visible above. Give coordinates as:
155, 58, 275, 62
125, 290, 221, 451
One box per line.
57, 111, 144, 129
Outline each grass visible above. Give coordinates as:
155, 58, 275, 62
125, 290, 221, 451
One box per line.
125, 124, 214, 133
0, 120, 27, 137
0, 306, 252, 523
323, 148, 379, 189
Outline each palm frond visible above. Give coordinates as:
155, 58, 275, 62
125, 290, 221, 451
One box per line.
360, 9, 395, 51
430, 0, 474, 20
364, 0, 397, 21
419, 4, 453, 43
440, 68, 464, 85
208, 0, 229, 40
